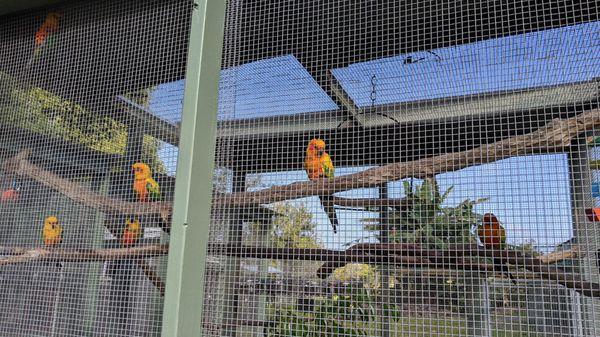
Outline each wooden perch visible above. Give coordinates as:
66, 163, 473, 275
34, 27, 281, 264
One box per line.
2, 149, 172, 223
4, 109, 599, 219
216, 109, 600, 206
446, 244, 600, 298
331, 196, 410, 209
208, 242, 600, 298
537, 247, 581, 264
0, 244, 168, 266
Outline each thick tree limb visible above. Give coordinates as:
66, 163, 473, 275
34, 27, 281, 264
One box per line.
0, 244, 169, 266
537, 247, 581, 264
2, 149, 172, 223
5, 110, 599, 216
331, 196, 411, 209
208, 243, 600, 297
446, 243, 600, 298
217, 109, 600, 206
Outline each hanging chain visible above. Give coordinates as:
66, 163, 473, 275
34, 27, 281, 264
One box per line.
370, 74, 377, 107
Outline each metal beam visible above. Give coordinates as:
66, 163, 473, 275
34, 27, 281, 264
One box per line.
115, 95, 181, 146
161, 0, 226, 336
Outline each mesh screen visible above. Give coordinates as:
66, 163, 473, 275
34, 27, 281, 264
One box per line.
206, 1, 600, 337
0, 0, 192, 336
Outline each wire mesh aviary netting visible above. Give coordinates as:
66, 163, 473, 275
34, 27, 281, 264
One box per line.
0, 0, 599, 336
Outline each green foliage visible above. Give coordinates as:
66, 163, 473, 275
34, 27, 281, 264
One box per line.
267, 287, 377, 337
365, 178, 487, 250
332, 264, 379, 289
270, 203, 321, 249
0, 72, 166, 173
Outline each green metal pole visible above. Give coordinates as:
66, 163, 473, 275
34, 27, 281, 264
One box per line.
161, 0, 226, 336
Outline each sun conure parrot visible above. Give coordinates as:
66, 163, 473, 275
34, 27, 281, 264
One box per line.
43, 216, 62, 246
305, 138, 338, 233
27, 11, 62, 69
477, 213, 515, 284
132, 162, 161, 202
42, 215, 63, 269
122, 218, 142, 247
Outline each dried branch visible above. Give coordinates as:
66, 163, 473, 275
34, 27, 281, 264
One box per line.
0, 244, 168, 266
217, 109, 600, 206
2, 149, 172, 223
537, 247, 581, 264
331, 196, 410, 209
446, 243, 600, 298
134, 260, 166, 295
5, 110, 599, 218
208, 242, 600, 297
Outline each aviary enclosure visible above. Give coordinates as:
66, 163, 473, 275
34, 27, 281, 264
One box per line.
0, 0, 599, 336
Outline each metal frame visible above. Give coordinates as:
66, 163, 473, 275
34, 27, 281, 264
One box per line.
0, 1, 226, 336
162, 0, 226, 336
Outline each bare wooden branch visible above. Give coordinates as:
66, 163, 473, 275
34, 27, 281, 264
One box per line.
2, 149, 172, 223
134, 259, 166, 295
331, 196, 410, 209
5, 110, 599, 219
208, 242, 600, 297
537, 247, 581, 264
447, 243, 600, 298
217, 109, 600, 206
0, 244, 168, 266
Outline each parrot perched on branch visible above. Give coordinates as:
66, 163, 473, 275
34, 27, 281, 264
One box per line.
28, 11, 62, 69
122, 218, 142, 247
477, 213, 515, 284
42, 215, 63, 269
43, 215, 62, 246
132, 162, 161, 202
305, 138, 338, 233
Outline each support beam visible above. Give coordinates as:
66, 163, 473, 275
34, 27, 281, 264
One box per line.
161, 0, 227, 335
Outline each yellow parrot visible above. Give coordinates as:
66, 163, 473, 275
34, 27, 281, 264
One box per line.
42, 215, 63, 269
122, 218, 142, 247
43, 215, 62, 247
305, 138, 338, 233
132, 162, 161, 202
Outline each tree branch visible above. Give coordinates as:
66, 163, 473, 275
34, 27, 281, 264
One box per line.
217, 109, 600, 206
208, 243, 600, 298
0, 244, 168, 266
2, 149, 172, 223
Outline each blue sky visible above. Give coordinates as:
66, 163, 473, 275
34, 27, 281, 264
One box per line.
148, 21, 599, 251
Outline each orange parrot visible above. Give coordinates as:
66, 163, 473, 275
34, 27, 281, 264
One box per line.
28, 12, 62, 68
132, 162, 161, 202
122, 218, 142, 246
305, 138, 338, 233
477, 213, 515, 284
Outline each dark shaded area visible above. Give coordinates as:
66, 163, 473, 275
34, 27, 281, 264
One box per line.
0, 0, 596, 112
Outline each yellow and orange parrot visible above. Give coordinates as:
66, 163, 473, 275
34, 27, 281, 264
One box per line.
477, 213, 515, 284
43, 215, 63, 247
42, 215, 63, 269
122, 218, 142, 247
132, 162, 161, 202
305, 138, 338, 233
28, 12, 62, 68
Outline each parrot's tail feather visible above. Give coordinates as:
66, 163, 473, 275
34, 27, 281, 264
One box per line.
493, 257, 517, 285
319, 195, 338, 234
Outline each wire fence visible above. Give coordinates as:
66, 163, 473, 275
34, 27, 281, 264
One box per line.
0, 0, 599, 336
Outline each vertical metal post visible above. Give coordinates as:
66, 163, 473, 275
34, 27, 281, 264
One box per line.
379, 184, 391, 337
161, 0, 226, 336
569, 134, 599, 337
222, 169, 245, 337
464, 272, 492, 337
